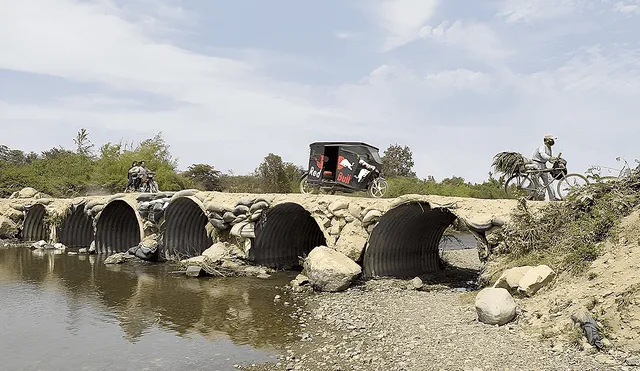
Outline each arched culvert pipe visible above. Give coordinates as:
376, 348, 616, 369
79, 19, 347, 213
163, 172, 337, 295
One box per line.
363, 202, 457, 279
95, 200, 143, 254
57, 206, 94, 248
22, 204, 48, 242
163, 197, 210, 259
251, 202, 326, 270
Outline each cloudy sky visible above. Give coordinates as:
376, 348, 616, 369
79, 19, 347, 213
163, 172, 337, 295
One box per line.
1, 0, 639, 183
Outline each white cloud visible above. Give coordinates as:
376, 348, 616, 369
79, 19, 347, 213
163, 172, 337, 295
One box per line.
612, 1, 640, 14
497, 0, 585, 23
419, 21, 512, 64
365, 0, 440, 52
334, 31, 360, 40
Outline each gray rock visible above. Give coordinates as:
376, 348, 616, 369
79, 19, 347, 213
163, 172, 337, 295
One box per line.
303, 246, 362, 292
475, 287, 517, 326
626, 357, 640, 366
410, 277, 424, 290
223, 211, 236, 223
186, 265, 204, 277
104, 253, 128, 264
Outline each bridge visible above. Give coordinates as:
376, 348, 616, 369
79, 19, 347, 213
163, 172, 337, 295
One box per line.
0, 189, 530, 278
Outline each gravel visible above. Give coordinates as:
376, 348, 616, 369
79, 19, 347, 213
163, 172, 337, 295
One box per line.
236, 250, 630, 371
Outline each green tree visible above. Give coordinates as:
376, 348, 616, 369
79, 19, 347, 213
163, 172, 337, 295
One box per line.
381, 144, 416, 178
182, 164, 222, 191
73, 128, 95, 158
256, 153, 289, 193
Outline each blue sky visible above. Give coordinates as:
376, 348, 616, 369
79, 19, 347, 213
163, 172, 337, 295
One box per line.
1, 0, 640, 182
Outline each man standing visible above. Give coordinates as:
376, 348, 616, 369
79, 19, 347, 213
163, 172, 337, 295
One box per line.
532, 135, 560, 201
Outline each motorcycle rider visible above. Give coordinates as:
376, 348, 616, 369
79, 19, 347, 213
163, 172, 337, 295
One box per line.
127, 161, 140, 191
531, 135, 560, 201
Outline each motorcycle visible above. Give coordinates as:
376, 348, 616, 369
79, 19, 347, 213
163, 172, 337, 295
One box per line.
140, 171, 159, 193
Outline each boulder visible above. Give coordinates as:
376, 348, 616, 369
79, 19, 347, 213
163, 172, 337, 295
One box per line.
0, 216, 18, 238
493, 266, 534, 292
202, 242, 227, 262
334, 222, 368, 262
303, 246, 362, 292
18, 187, 39, 199
186, 266, 205, 277
518, 265, 556, 296
475, 288, 517, 325
291, 274, 310, 287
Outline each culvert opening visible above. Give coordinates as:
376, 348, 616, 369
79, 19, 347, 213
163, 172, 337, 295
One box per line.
95, 200, 141, 254
251, 202, 326, 270
58, 206, 94, 248
22, 204, 48, 242
163, 197, 210, 258
363, 202, 457, 279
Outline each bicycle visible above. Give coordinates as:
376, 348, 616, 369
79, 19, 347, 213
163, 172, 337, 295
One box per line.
586, 157, 640, 183
503, 153, 589, 200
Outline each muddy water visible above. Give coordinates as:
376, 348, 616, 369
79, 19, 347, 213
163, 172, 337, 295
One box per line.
0, 246, 300, 371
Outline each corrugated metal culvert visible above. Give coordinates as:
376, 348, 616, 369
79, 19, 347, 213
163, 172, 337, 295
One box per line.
163, 197, 210, 258
363, 202, 456, 278
57, 206, 94, 248
251, 202, 326, 269
22, 204, 48, 242
95, 200, 141, 254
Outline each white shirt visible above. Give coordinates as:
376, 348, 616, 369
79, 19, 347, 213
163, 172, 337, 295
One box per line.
532, 145, 552, 163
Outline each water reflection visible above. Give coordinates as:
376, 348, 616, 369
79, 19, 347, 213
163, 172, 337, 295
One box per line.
0, 247, 301, 370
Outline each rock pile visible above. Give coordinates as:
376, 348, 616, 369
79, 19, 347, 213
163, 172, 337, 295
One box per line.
179, 241, 274, 278
493, 264, 556, 296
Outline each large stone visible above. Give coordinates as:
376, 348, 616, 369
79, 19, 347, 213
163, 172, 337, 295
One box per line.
518, 265, 556, 296
0, 216, 18, 238
334, 222, 368, 262
328, 201, 349, 215
202, 243, 227, 262
475, 288, 517, 325
104, 253, 128, 264
303, 246, 362, 292
18, 187, 39, 199
186, 266, 204, 277
493, 266, 534, 292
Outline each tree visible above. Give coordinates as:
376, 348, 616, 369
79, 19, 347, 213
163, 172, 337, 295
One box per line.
73, 128, 95, 158
256, 153, 289, 193
182, 164, 222, 191
381, 144, 416, 178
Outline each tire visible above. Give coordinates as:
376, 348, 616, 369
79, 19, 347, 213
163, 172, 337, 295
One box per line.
367, 177, 388, 198
299, 173, 314, 194
556, 173, 589, 200
504, 174, 536, 199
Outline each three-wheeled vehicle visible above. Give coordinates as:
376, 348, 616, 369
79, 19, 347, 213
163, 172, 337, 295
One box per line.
299, 141, 389, 198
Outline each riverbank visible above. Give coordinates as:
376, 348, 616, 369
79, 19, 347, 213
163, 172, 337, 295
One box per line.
237, 249, 626, 371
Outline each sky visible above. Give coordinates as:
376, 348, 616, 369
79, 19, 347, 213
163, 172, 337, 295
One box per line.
1, 0, 640, 183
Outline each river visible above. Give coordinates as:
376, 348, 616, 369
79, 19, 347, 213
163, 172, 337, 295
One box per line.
0, 233, 478, 371
0, 245, 301, 371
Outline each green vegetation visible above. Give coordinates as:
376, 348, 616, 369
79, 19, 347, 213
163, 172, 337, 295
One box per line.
498, 171, 640, 275
1, 131, 512, 199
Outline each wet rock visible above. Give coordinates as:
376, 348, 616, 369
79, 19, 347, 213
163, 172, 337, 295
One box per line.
257, 273, 271, 279
303, 246, 362, 292
186, 266, 204, 277
493, 266, 534, 292
291, 274, 310, 287
89, 241, 96, 254
104, 253, 129, 264
78, 248, 88, 254
53, 243, 66, 251
518, 265, 556, 297
30, 240, 47, 249
0, 216, 18, 238
475, 287, 517, 326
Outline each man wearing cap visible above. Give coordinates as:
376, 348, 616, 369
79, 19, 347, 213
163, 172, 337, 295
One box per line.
531, 135, 560, 201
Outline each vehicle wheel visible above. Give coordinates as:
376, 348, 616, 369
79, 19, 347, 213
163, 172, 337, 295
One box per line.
368, 178, 388, 198
504, 174, 536, 199
299, 173, 316, 194
556, 173, 589, 200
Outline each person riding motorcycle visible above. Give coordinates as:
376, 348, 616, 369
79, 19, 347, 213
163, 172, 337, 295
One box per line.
531, 135, 560, 201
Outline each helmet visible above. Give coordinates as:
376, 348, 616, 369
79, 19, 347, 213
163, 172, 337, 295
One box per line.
544, 135, 556, 146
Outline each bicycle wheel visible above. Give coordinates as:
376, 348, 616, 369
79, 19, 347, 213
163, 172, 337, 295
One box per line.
504, 174, 536, 199
556, 173, 589, 200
